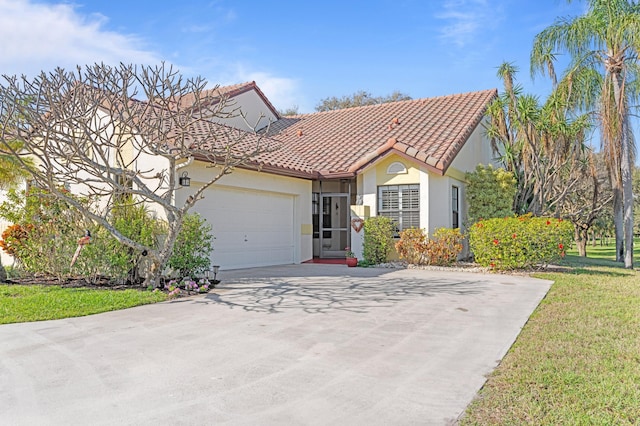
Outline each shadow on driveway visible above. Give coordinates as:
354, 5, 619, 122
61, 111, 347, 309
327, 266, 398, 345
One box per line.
201, 269, 489, 314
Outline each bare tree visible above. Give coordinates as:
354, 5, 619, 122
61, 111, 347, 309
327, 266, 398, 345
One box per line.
0, 63, 276, 286
556, 152, 613, 256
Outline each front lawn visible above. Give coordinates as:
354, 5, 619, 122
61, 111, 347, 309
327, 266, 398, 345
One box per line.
461, 257, 640, 424
0, 285, 167, 324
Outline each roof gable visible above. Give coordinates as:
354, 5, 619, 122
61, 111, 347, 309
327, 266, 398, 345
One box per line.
175, 81, 280, 119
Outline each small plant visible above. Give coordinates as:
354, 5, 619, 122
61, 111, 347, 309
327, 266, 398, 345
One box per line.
345, 246, 355, 258
197, 278, 212, 293
424, 228, 464, 266
395, 228, 427, 264
168, 213, 214, 277
363, 216, 396, 264
396, 228, 464, 266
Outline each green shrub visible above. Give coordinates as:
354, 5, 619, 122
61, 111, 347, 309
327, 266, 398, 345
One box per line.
363, 216, 395, 264
0, 190, 164, 284
465, 164, 516, 224
396, 227, 464, 266
0, 188, 91, 278
167, 213, 213, 276
469, 215, 573, 270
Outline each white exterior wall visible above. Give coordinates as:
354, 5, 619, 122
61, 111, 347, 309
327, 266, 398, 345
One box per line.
174, 162, 312, 270
448, 120, 497, 172
210, 90, 278, 132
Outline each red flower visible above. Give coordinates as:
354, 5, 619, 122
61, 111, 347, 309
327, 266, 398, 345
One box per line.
490, 262, 496, 268
512, 233, 517, 239
558, 243, 564, 250
493, 239, 499, 245
546, 220, 551, 225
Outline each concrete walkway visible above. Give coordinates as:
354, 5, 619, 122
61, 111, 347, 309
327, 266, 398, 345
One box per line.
0, 265, 552, 425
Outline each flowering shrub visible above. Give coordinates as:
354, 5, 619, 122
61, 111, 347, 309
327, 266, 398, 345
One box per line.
163, 277, 212, 298
0, 223, 33, 259
468, 215, 573, 270
395, 228, 464, 266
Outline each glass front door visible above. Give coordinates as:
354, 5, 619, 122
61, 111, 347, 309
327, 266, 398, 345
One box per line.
319, 194, 349, 258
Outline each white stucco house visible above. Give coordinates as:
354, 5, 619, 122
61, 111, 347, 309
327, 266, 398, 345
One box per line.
0, 81, 498, 270
167, 82, 498, 269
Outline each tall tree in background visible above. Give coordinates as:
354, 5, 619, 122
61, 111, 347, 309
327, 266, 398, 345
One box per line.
315, 90, 411, 112
485, 62, 591, 217
531, 0, 640, 268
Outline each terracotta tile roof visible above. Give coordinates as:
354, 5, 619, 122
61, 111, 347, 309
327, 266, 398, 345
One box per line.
268, 89, 497, 177
187, 121, 316, 178
125, 86, 496, 180
127, 99, 315, 178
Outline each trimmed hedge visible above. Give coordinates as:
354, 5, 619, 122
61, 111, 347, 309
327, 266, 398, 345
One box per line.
469, 215, 573, 270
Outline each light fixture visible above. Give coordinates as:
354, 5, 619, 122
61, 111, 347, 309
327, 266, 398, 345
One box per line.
178, 171, 191, 187
206, 265, 221, 285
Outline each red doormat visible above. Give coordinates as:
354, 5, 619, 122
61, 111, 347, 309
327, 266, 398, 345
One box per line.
303, 258, 347, 265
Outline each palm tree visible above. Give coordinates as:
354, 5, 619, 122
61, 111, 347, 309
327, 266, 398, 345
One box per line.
485, 62, 590, 217
0, 143, 29, 190
531, 0, 640, 268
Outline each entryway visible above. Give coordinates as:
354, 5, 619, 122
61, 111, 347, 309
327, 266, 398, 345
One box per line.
312, 179, 355, 259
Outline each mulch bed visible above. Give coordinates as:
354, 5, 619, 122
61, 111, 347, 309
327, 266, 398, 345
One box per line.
2, 275, 146, 290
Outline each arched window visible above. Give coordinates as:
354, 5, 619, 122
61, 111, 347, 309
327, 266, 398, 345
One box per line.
386, 161, 407, 175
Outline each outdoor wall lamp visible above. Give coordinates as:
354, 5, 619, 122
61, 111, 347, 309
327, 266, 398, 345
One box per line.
179, 171, 191, 187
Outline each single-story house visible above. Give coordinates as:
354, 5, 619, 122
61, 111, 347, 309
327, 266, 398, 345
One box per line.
170, 82, 498, 269
0, 81, 498, 270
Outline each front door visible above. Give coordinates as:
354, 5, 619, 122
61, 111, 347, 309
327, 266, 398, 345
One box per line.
320, 194, 349, 258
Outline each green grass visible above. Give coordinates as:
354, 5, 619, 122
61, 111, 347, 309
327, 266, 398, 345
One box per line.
0, 285, 167, 324
462, 247, 640, 425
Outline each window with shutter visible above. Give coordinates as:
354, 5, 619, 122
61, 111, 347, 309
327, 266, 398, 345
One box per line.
377, 184, 420, 234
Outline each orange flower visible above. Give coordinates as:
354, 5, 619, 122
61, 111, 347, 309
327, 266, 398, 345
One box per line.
512, 233, 517, 239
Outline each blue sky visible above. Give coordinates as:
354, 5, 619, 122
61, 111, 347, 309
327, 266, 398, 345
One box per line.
0, 0, 585, 113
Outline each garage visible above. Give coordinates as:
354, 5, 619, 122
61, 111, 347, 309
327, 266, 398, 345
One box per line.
196, 186, 295, 270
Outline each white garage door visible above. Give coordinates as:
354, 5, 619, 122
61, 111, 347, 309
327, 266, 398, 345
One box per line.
198, 187, 295, 270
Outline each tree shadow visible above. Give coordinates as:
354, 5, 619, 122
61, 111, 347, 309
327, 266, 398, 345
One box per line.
194, 271, 489, 314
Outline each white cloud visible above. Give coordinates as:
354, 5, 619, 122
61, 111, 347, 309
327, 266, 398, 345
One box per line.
436, 0, 500, 48
0, 1, 307, 112
209, 65, 309, 112
0, 0, 162, 77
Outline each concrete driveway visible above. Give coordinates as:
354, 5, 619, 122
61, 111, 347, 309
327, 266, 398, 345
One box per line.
0, 264, 552, 425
